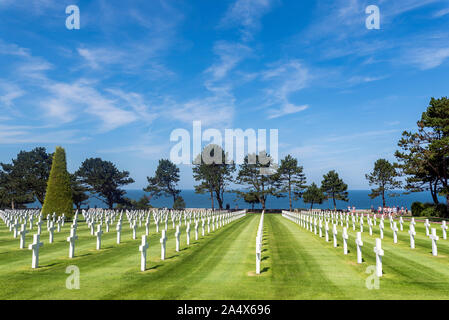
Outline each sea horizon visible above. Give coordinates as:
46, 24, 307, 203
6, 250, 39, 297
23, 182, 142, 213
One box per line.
26, 189, 446, 211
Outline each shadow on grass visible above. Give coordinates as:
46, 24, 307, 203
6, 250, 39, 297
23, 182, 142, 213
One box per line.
261, 267, 270, 274
261, 256, 269, 261
148, 264, 162, 271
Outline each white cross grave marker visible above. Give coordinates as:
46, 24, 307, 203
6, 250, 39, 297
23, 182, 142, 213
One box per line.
28, 234, 43, 269
139, 235, 149, 271
373, 238, 384, 277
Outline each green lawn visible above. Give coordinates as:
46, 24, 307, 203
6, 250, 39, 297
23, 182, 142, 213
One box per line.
1, 213, 449, 299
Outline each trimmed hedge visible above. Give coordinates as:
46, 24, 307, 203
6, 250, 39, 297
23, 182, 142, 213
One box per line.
42, 146, 73, 217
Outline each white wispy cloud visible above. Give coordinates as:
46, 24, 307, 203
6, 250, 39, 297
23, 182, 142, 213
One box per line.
206, 41, 252, 81
0, 81, 25, 108
42, 81, 138, 131
262, 60, 310, 119
406, 47, 449, 69
434, 7, 449, 17
219, 0, 274, 41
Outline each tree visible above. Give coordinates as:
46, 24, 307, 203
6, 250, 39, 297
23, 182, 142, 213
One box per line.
0, 147, 52, 206
242, 191, 260, 211
395, 97, 449, 209
235, 152, 283, 211
42, 147, 73, 216
76, 158, 134, 209
0, 170, 34, 209
70, 173, 89, 210
173, 196, 186, 210
278, 155, 307, 211
144, 159, 180, 207
321, 170, 348, 211
303, 183, 325, 209
192, 144, 236, 210
365, 159, 401, 208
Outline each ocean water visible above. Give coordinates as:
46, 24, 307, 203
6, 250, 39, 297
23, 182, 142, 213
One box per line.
29, 189, 446, 210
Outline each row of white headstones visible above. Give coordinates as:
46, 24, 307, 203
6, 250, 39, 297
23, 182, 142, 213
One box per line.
0, 208, 247, 271
282, 210, 446, 278
256, 213, 264, 274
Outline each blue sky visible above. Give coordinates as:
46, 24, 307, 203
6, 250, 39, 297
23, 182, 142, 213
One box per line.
0, 0, 448, 190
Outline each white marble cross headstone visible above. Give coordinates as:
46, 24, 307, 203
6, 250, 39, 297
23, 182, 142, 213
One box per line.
139, 235, 149, 271
373, 238, 384, 277
319, 219, 323, 238
28, 234, 43, 269
342, 227, 348, 254
430, 228, 439, 256
160, 229, 167, 260
409, 224, 416, 249
379, 220, 384, 239
442, 221, 448, 240
332, 224, 338, 248
48, 221, 55, 243
392, 222, 398, 244
355, 232, 363, 264
13, 220, 19, 238
19, 224, 28, 249
67, 228, 78, 258
175, 225, 181, 252
424, 219, 430, 237
399, 217, 403, 231
95, 224, 103, 250
116, 221, 122, 244
132, 221, 137, 240
325, 221, 329, 242
186, 222, 191, 246
195, 221, 199, 241
36, 218, 43, 235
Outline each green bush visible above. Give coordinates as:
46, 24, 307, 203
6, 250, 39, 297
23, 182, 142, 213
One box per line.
411, 201, 425, 216
42, 146, 73, 218
421, 207, 437, 217
435, 203, 449, 218
416, 203, 449, 218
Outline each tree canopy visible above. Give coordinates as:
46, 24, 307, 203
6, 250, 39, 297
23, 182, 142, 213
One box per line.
303, 183, 325, 209
366, 158, 401, 208
192, 144, 235, 210
278, 154, 307, 211
42, 147, 73, 216
321, 170, 348, 211
395, 97, 449, 208
76, 158, 134, 209
235, 152, 283, 211
0, 147, 52, 207
144, 159, 181, 207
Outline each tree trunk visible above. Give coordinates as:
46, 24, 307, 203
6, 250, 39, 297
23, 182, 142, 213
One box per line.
11, 200, 14, 210
333, 196, 337, 211
430, 181, 439, 205
382, 189, 386, 209
310, 201, 313, 209
215, 189, 223, 209
288, 182, 292, 211
210, 190, 214, 211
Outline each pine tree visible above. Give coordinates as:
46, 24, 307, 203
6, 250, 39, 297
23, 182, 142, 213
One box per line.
42, 147, 73, 217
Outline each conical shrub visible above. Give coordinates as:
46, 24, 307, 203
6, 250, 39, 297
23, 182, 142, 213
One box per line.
42, 146, 73, 217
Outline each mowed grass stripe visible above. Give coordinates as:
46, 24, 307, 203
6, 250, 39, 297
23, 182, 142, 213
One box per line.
281, 215, 449, 299
269, 214, 374, 299
121, 214, 263, 299
0, 216, 248, 299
